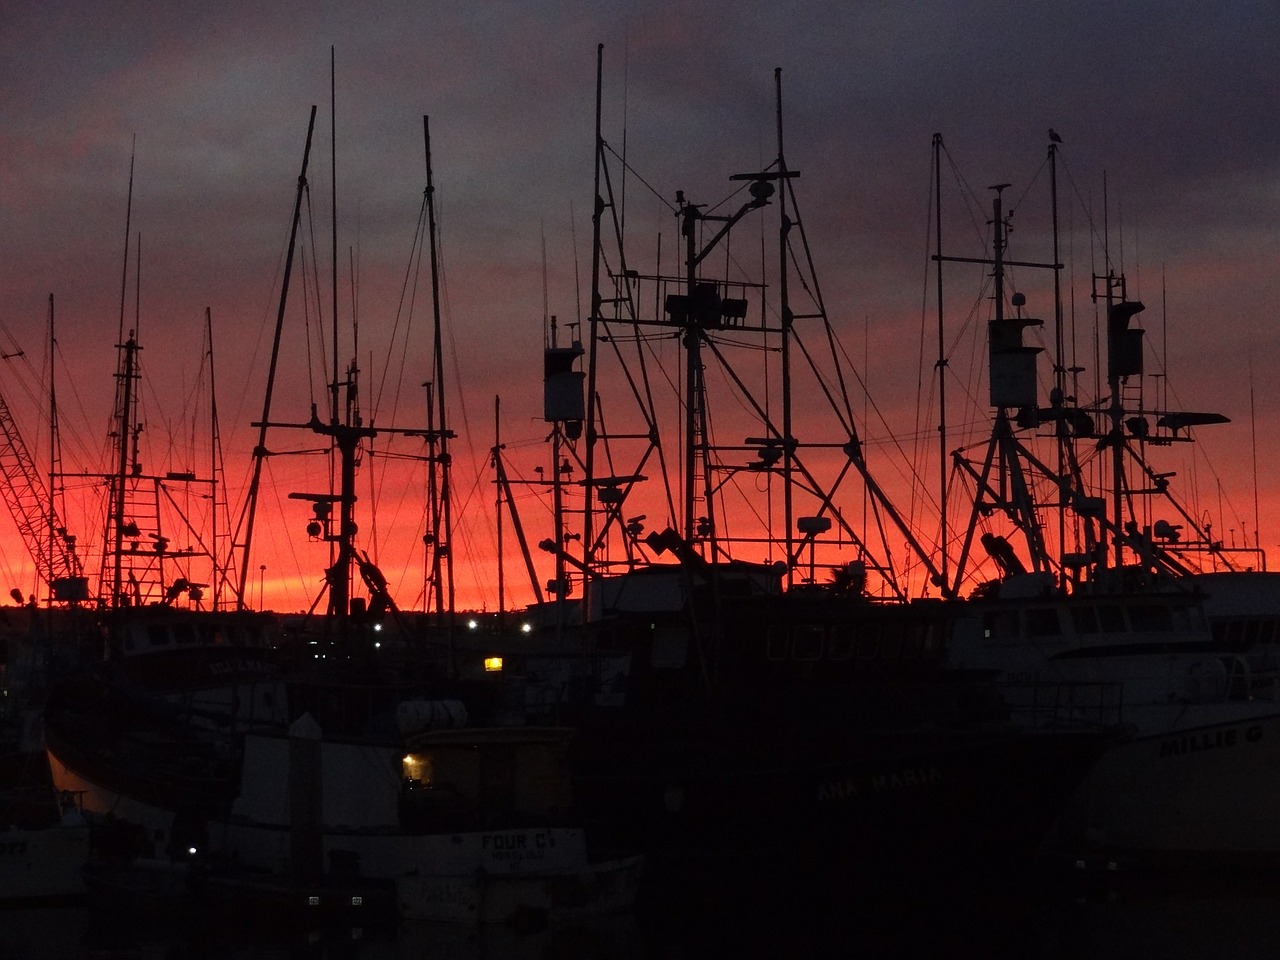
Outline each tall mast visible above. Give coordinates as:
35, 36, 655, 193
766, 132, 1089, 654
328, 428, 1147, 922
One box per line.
932, 133, 948, 590
107, 332, 140, 607
48, 295, 57, 603
237, 105, 318, 608
494, 396, 504, 621
423, 114, 454, 625
116, 139, 135, 346
774, 67, 795, 582
1048, 136, 1067, 590
581, 43, 605, 620
678, 191, 704, 546
327, 49, 344, 606
205, 307, 227, 609
673, 162, 778, 556
423, 379, 438, 610
329, 46, 340, 427
108, 143, 136, 607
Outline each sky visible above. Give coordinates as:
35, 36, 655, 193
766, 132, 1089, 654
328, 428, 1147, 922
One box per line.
0, 0, 1277, 613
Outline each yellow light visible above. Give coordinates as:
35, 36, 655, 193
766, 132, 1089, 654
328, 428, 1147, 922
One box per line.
484, 656, 504, 672
402, 753, 432, 784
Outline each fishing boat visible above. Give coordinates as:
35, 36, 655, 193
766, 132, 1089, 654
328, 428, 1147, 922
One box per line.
495, 51, 1112, 880
44, 671, 638, 924
928, 133, 1280, 865
42, 102, 638, 925
393, 728, 643, 925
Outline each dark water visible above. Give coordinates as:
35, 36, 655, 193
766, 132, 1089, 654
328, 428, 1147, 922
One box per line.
7, 865, 1280, 959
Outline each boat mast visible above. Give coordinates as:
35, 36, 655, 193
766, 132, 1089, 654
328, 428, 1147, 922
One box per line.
678, 192, 705, 547
773, 67, 796, 581
938, 169, 1065, 594
237, 106, 318, 609
205, 307, 226, 609
990, 184, 1049, 575
1049, 136, 1069, 590
106, 329, 140, 607
328, 48, 347, 614
494, 396, 504, 620
549, 318, 564, 602
581, 43, 605, 622
107, 142, 136, 608
932, 133, 948, 591
423, 379, 438, 610
423, 114, 455, 627
48, 295, 58, 602
673, 169, 777, 558
329, 46, 340, 430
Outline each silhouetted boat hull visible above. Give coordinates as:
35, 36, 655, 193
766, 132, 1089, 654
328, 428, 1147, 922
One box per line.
1046, 709, 1280, 862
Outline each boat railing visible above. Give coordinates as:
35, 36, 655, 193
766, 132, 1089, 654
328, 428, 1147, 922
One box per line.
998, 679, 1125, 731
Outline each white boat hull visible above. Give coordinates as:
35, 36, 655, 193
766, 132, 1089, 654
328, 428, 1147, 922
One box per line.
1047, 709, 1280, 859
48, 736, 645, 918
396, 849, 644, 924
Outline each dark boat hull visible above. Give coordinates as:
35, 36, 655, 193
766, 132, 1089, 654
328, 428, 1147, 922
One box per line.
570, 705, 1108, 873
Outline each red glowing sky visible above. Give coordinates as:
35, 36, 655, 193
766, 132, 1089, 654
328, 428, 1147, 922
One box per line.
1, 2, 1277, 612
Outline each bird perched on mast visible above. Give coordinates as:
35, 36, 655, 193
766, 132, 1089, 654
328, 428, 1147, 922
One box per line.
1048, 128, 1063, 143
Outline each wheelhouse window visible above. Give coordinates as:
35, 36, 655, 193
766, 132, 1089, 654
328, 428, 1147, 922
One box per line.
1071, 605, 1100, 635
1129, 604, 1173, 633
902, 622, 926, 658
1097, 604, 1126, 633
1025, 608, 1060, 638
793, 625, 824, 661
920, 622, 940, 659
982, 611, 1019, 640
828, 625, 855, 660
879, 626, 903, 659
766, 624, 789, 661
171, 622, 198, 646
1244, 620, 1262, 647
858, 624, 881, 659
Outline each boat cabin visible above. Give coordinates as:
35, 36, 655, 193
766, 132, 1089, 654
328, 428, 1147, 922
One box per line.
399, 727, 575, 832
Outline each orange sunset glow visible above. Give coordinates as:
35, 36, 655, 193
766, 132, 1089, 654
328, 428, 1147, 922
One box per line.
1, 6, 1276, 618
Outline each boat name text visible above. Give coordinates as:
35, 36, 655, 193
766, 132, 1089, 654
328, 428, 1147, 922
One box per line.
1158, 724, 1263, 759
482, 829, 557, 865
817, 765, 943, 802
